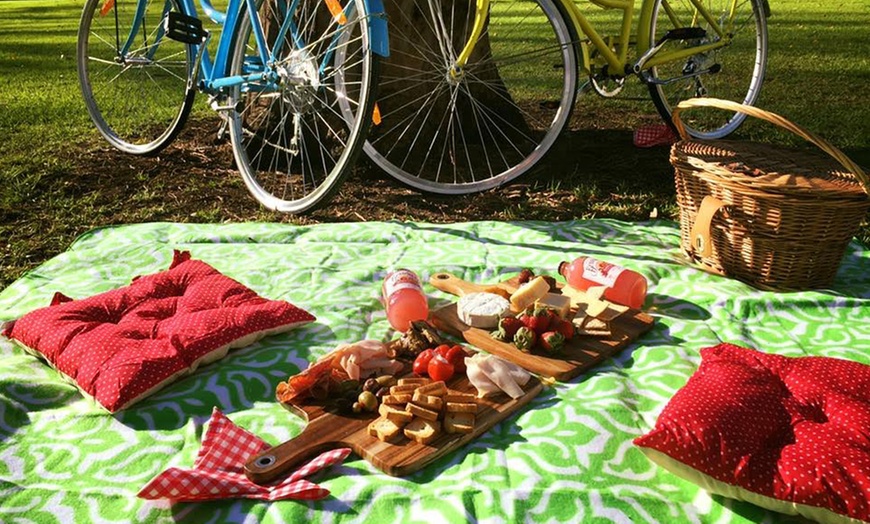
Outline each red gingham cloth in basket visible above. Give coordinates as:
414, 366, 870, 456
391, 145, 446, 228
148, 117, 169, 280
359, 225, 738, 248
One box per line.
633, 123, 678, 148
138, 408, 351, 502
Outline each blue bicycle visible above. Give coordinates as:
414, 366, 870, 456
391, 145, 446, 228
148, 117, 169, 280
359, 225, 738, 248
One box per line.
77, 0, 388, 212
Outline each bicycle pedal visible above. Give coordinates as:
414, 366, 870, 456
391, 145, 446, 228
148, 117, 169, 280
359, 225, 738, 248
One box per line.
662, 27, 707, 42
165, 12, 208, 44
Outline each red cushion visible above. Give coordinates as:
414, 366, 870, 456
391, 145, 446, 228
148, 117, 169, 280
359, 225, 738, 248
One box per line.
3, 251, 315, 412
634, 343, 870, 523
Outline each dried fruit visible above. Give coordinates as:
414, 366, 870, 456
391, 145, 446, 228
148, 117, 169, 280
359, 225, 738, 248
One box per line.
517, 268, 534, 284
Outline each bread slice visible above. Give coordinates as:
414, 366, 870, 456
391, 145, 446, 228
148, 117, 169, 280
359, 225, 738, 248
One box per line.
407, 402, 440, 421
411, 390, 443, 411
378, 403, 413, 424
445, 402, 477, 414
444, 412, 475, 434
389, 384, 419, 395
381, 393, 412, 405
404, 417, 441, 444
416, 380, 447, 396
398, 377, 430, 387
445, 390, 476, 403
368, 417, 404, 442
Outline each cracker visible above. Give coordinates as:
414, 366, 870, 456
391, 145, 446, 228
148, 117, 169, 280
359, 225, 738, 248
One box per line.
444, 412, 475, 434
416, 380, 447, 396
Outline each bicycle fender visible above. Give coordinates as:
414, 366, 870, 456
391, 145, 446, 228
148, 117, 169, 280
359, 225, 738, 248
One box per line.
364, 0, 390, 57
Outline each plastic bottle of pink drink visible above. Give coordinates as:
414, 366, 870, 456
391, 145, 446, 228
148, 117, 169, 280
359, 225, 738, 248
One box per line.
558, 256, 648, 309
382, 269, 429, 332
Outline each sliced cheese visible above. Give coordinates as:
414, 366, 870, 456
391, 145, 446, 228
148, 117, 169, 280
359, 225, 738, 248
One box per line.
457, 292, 511, 328
535, 293, 572, 319
509, 276, 550, 312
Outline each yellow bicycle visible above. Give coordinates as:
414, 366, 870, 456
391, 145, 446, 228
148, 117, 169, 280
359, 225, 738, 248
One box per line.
365, 0, 769, 194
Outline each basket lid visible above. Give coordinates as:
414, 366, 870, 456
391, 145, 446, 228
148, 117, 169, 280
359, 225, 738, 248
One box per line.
673, 140, 869, 199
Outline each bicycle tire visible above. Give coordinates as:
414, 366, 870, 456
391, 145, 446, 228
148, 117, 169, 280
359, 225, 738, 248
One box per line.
77, 0, 195, 156
227, 0, 380, 213
361, 0, 579, 195
646, 0, 768, 139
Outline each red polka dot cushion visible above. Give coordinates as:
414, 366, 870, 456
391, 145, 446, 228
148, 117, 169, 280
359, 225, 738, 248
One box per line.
2, 250, 315, 413
634, 343, 870, 524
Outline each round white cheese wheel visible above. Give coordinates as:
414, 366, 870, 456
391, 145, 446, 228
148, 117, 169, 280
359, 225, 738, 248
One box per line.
457, 292, 511, 328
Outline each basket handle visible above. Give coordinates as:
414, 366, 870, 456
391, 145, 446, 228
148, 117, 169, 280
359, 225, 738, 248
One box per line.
671, 98, 869, 195
688, 195, 726, 260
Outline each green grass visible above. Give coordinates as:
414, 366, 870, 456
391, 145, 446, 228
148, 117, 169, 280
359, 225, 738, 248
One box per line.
1, 0, 868, 289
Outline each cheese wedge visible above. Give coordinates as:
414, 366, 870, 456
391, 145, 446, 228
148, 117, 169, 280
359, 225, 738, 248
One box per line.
535, 293, 572, 319
510, 276, 550, 312
458, 292, 511, 328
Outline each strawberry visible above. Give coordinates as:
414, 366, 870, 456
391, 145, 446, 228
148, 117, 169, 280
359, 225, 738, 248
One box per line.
552, 318, 575, 341
498, 317, 524, 338
539, 331, 565, 352
520, 308, 552, 336
513, 326, 537, 352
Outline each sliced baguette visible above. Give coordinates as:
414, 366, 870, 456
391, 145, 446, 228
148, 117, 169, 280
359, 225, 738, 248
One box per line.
407, 402, 440, 421
445, 401, 477, 414
368, 417, 404, 442
378, 403, 413, 424
404, 417, 441, 444
416, 380, 448, 396
411, 390, 444, 411
444, 412, 475, 434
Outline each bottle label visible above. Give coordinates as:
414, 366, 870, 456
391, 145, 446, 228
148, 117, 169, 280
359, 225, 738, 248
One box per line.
581, 258, 625, 288
383, 269, 423, 299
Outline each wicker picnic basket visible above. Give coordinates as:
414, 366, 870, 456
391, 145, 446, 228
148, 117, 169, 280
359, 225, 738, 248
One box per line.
670, 98, 870, 291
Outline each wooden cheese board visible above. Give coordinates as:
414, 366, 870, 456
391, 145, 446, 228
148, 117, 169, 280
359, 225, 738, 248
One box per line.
245, 369, 543, 483
428, 272, 656, 381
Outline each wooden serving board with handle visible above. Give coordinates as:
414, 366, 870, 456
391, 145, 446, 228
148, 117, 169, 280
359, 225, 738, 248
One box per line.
428, 272, 655, 381
244, 369, 542, 483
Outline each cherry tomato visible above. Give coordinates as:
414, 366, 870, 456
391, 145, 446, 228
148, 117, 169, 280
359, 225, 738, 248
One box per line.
428, 353, 454, 382
445, 345, 467, 373
434, 344, 452, 358
413, 349, 434, 376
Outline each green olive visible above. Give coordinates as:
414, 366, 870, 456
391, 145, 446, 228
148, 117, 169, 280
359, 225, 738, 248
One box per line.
358, 390, 378, 412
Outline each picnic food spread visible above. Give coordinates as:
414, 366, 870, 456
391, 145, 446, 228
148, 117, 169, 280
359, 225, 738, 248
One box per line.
2, 219, 869, 524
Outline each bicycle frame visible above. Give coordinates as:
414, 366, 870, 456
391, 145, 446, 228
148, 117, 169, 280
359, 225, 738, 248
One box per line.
454, 0, 735, 78
126, 0, 389, 95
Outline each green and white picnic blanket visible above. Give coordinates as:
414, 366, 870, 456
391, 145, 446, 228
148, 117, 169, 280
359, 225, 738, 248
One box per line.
1, 220, 868, 523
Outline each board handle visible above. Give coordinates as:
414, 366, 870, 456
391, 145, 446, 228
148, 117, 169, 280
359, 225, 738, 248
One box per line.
244, 421, 346, 484
429, 272, 489, 297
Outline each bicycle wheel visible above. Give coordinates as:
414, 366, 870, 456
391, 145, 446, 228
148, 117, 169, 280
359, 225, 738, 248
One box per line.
362, 0, 578, 194
647, 0, 768, 139
77, 0, 195, 155
227, 0, 380, 213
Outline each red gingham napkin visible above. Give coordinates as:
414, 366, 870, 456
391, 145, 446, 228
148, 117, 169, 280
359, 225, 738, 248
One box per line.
633, 123, 678, 148
138, 408, 351, 502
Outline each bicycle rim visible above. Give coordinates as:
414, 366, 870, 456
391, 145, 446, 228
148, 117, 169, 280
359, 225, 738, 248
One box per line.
77, 0, 195, 155
648, 0, 768, 139
228, 0, 378, 213
362, 0, 577, 195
